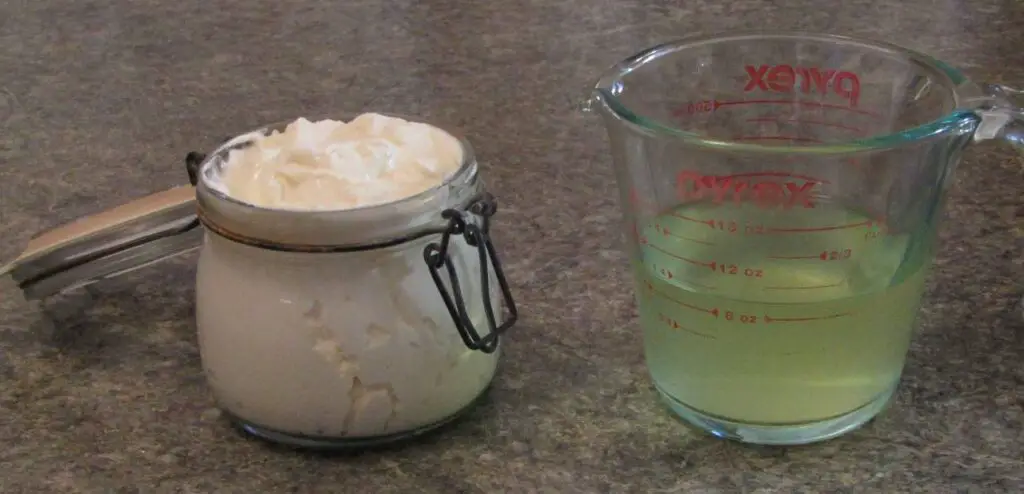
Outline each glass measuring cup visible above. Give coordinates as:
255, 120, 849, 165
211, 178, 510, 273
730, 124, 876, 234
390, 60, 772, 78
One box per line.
583, 32, 1023, 445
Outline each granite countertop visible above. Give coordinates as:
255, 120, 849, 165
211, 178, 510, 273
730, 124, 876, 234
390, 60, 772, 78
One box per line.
1, 1, 1023, 492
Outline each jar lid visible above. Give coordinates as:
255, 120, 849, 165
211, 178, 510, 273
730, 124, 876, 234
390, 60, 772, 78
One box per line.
2, 124, 519, 353
2, 114, 480, 299
0, 185, 202, 300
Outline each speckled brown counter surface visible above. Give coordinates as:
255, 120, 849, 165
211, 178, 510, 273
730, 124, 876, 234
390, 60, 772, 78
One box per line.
1, 1, 1022, 492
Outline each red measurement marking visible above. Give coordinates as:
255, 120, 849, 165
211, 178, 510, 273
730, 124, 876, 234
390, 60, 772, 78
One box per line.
643, 281, 719, 316
716, 99, 879, 118
652, 263, 718, 289
672, 100, 718, 116
733, 135, 824, 143
652, 263, 675, 280
672, 233, 714, 245
769, 249, 853, 260
671, 212, 716, 227
723, 311, 759, 324
710, 219, 740, 233
657, 313, 716, 339
707, 261, 764, 278
764, 313, 850, 323
764, 282, 844, 290
684, 280, 717, 291
692, 219, 769, 235
655, 223, 715, 245
647, 244, 712, 268
764, 220, 872, 234
864, 229, 887, 240
687, 330, 715, 339
745, 117, 865, 134
719, 171, 831, 185
820, 249, 853, 261
672, 100, 878, 118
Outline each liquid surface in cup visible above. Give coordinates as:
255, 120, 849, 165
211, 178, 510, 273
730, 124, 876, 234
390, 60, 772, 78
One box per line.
633, 202, 930, 424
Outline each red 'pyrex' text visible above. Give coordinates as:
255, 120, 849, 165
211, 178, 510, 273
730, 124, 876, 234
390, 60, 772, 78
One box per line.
744, 64, 861, 108
676, 171, 819, 209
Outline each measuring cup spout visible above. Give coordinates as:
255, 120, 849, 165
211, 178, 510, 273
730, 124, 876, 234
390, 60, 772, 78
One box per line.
968, 84, 1024, 150
573, 87, 601, 115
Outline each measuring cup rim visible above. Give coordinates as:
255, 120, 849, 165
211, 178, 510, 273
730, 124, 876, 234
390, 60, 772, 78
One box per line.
592, 31, 981, 155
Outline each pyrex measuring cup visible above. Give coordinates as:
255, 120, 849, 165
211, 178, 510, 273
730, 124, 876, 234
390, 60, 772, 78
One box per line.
583, 32, 1023, 445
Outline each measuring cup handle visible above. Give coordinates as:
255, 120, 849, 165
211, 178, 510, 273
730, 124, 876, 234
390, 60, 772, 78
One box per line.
973, 84, 1024, 150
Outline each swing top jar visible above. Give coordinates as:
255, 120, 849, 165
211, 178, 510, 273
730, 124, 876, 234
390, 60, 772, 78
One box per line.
193, 114, 518, 448
1, 113, 518, 450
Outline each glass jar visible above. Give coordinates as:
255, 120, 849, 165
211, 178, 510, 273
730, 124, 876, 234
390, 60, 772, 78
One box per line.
2, 115, 518, 450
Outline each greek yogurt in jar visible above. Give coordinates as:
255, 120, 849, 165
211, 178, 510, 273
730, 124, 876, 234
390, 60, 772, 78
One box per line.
192, 113, 514, 447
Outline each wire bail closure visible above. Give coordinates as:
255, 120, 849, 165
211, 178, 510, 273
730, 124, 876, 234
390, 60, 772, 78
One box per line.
188, 150, 518, 353
423, 193, 518, 353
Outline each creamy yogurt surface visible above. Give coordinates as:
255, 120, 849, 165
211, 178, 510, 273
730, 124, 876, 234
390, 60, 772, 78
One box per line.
215, 114, 464, 210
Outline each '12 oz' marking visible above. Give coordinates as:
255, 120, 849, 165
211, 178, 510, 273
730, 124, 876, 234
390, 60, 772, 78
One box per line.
708, 261, 764, 278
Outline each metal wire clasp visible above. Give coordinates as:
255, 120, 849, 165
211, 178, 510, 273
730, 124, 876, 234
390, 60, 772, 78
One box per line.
423, 193, 518, 353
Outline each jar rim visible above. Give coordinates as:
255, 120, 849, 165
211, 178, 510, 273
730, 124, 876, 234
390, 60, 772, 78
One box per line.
193, 113, 486, 249
196, 113, 479, 215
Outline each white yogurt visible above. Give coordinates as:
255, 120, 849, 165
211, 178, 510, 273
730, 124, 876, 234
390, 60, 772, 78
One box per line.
214, 114, 464, 210
195, 115, 500, 441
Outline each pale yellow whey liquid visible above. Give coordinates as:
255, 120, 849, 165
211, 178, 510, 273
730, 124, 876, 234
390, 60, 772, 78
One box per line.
634, 202, 930, 425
